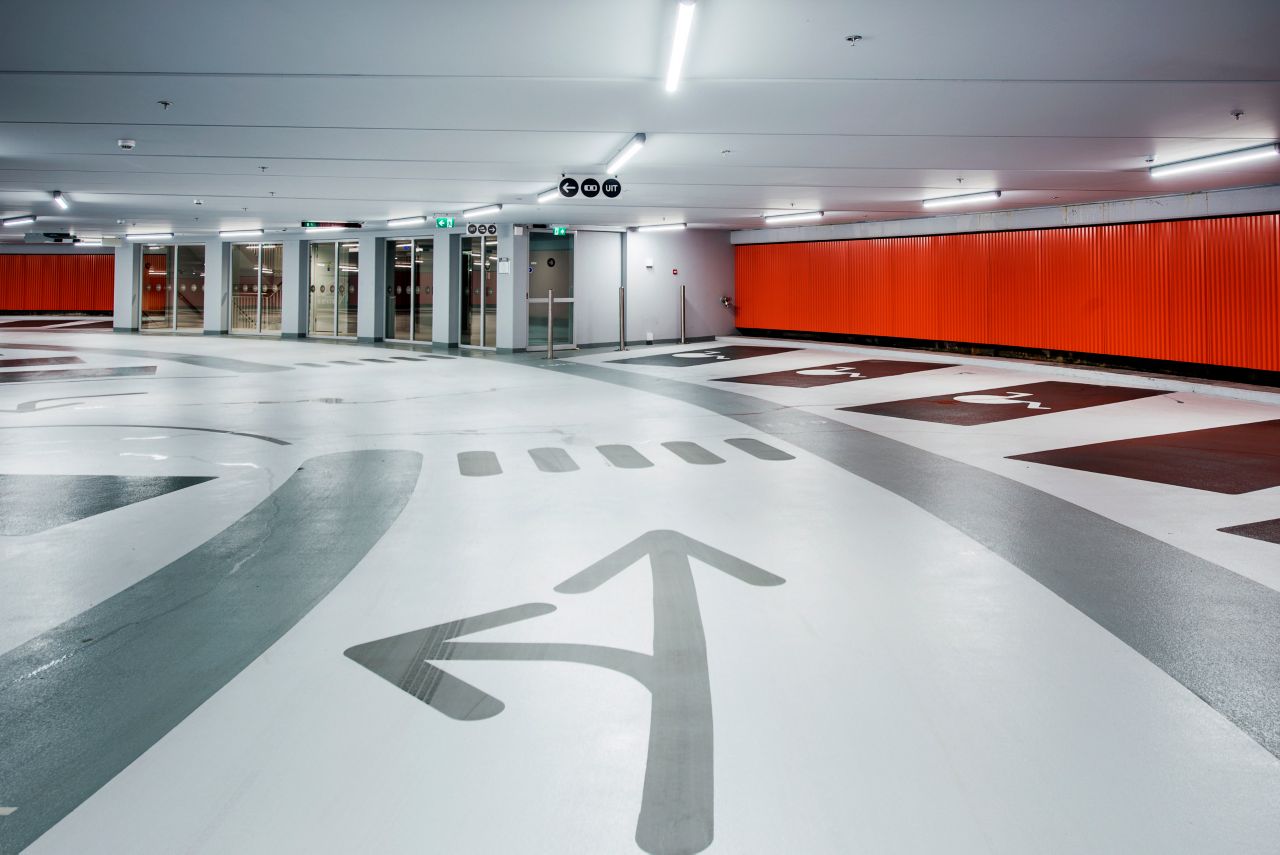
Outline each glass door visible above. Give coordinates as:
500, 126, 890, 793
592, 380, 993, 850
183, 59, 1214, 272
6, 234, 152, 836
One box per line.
385, 238, 433, 342
460, 236, 497, 348
230, 243, 283, 334
140, 247, 172, 330
527, 232, 574, 350
141, 245, 205, 332
308, 241, 359, 338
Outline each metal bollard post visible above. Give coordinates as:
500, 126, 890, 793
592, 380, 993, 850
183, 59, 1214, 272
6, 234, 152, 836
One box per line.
679, 284, 686, 344
618, 286, 627, 350
545, 289, 554, 359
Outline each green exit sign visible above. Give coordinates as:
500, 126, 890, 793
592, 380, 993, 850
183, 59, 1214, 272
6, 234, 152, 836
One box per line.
435, 216, 455, 228
553, 226, 568, 236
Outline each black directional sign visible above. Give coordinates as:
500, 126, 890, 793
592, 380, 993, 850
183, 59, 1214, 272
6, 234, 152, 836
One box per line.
559, 177, 579, 198
603, 178, 622, 198
581, 178, 601, 198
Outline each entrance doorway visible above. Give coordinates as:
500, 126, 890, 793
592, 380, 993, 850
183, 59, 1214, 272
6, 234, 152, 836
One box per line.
230, 243, 283, 334
308, 241, 359, 338
527, 232, 574, 350
140, 245, 205, 332
385, 238, 433, 342
460, 235, 497, 348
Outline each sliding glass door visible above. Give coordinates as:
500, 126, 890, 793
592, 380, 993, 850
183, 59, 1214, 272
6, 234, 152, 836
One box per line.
230, 243, 283, 334
308, 241, 359, 338
385, 238, 433, 342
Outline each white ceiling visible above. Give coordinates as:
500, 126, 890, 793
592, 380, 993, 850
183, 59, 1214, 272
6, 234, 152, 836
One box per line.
1, 0, 1278, 241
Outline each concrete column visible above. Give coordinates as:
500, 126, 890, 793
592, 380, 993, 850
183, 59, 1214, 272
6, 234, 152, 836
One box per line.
112, 243, 141, 332
496, 224, 530, 352
432, 233, 460, 348
357, 235, 386, 342
281, 238, 308, 337
202, 239, 230, 335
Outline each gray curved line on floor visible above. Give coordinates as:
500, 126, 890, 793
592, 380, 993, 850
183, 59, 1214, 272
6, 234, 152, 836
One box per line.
0, 340, 292, 373
0, 449, 422, 853
0, 423, 291, 445
533, 356, 1280, 761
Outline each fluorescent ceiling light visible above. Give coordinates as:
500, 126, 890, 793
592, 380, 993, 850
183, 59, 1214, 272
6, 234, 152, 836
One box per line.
1149, 143, 1279, 178
305, 226, 346, 233
52, 191, 69, 210
387, 216, 426, 227
126, 232, 173, 240
219, 229, 264, 238
665, 1, 697, 93
921, 190, 1002, 209
463, 204, 502, 219
2, 215, 35, 227
537, 187, 561, 204
77, 238, 103, 246
635, 222, 687, 232
606, 133, 647, 174
763, 210, 824, 225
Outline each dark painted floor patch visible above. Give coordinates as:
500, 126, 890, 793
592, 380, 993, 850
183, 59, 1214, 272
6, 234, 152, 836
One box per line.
1011, 419, 1280, 494
458, 450, 502, 477
716, 358, 955, 388
663, 441, 725, 465
390, 356, 429, 362
843, 380, 1165, 425
0, 365, 158, 383
0, 356, 84, 369
724, 438, 795, 461
1220, 518, 1280, 545
0, 450, 421, 853
529, 447, 579, 473
0, 340, 289, 373
295, 362, 329, 368
0, 319, 72, 329
330, 360, 362, 365
361, 358, 394, 363
0, 474, 214, 536
607, 345, 797, 367
598, 444, 654, 468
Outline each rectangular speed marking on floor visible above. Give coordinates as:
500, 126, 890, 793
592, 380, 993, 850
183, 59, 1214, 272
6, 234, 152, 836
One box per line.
843, 380, 1165, 425
662, 441, 725, 465
715, 358, 955, 388
725, 438, 795, 461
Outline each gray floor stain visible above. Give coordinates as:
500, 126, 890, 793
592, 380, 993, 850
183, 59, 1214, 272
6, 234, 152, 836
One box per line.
345, 530, 784, 855
529, 447, 579, 473
662, 441, 725, 465
724, 437, 795, 461
0, 365, 158, 384
598, 444, 654, 469
458, 450, 503, 477
0, 474, 214, 536
360, 358, 394, 363
0, 340, 290, 373
0, 449, 421, 854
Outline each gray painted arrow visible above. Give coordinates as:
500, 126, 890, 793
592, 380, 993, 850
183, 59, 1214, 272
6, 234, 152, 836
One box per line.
344, 530, 784, 855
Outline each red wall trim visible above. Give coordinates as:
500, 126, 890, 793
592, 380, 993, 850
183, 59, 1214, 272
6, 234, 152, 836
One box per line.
0, 254, 114, 313
735, 213, 1280, 373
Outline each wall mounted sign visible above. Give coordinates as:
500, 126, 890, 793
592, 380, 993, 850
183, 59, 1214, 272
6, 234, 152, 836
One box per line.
558, 177, 621, 200
603, 178, 622, 198
301, 221, 362, 229
467, 224, 499, 236
435, 216, 455, 228
553, 226, 568, 236
559, 177, 579, 198
581, 178, 601, 198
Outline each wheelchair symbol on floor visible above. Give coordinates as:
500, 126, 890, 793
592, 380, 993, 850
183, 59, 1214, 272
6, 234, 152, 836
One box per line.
345, 530, 785, 855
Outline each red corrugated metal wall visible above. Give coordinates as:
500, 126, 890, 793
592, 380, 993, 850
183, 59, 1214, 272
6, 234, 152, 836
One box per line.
735, 213, 1280, 372
0, 254, 114, 313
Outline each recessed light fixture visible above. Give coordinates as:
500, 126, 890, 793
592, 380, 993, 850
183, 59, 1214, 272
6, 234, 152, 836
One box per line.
1149, 143, 1279, 178
52, 191, 69, 210
126, 232, 174, 241
463, 204, 502, 219
665, 1, 697, 93
921, 190, 1002, 209
763, 210, 824, 225
386, 216, 427, 228
635, 222, 687, 232
219, 229, 264, 238
2, 214, 36, 227
537, 187, 561, 204
606, 133, 647, 174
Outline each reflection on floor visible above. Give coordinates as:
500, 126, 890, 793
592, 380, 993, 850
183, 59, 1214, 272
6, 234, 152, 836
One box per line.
1, 331, 1279, 855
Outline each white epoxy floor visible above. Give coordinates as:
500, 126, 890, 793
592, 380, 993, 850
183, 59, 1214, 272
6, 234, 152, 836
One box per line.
3, 330, 1280, 855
